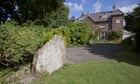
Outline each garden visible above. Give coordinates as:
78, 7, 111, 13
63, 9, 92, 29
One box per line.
0, 21, 140, 84
0, 0, 140, 84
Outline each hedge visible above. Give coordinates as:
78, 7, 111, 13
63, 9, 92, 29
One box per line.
0, 22, 92, 66
107, 29, 122, 41
43, 23, 92, 46
0, 23, 44, 66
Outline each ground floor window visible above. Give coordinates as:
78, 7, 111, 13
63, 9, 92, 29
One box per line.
99, 32, 107, 40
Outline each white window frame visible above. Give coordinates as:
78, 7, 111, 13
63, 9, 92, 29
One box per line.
99, 24, 106, 29
116, 19, 120, 24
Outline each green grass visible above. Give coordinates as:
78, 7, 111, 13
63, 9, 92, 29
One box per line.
30, 45, 140, 84
89, 39, 121, 44
113, 45, 140, 66
31, 60, 140, 84
1, 45, 140, 84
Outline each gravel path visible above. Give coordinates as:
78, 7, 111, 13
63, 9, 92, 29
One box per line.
65, 43, 121, 64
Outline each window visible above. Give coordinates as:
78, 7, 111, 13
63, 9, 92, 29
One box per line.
116, 19, 120, 23
79, 17, 84, 21
102, 15, 108, 18
99, 24, 106, 28
99, 32, 107, 40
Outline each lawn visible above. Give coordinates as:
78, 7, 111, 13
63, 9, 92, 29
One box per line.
30, 45, 140, 84
1, 45, 140, 84
31, 60, 140, 84
89, 39, 121, 44
113, 45, 140, 66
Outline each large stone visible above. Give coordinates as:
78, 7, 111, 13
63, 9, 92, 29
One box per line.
32, 35, 66, 75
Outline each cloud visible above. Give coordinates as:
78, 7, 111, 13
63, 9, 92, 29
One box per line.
64, 2, 83, 11
119, 4, 138, 13
93, 1, 102, 13
81, 0, 86, 4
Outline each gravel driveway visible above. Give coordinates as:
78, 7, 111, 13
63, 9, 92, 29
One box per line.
65, 43, 121, 64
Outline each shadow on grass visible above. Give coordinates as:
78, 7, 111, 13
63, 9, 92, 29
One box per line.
113, 45, 140, 66
85, 43, 140, 66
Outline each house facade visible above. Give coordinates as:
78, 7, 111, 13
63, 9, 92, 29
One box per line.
77, 5, 124, 40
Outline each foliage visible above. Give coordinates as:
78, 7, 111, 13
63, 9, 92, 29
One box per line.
65, 22, 92, 46
0, 64, 31, 84
43, 22, 92, 46
92, 29, 100, 40
0, 22, 91, 66
0, 1, 15, 23
0, 68, 13, 84
107, 29, 122, 41
0, 0, 69, 27
0, 22, 45, 66
41, 6, 69, 28
125, 3, 140, 50
121, 36, 134, 45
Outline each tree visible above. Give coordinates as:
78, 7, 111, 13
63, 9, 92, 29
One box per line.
125, 3, 140, 50
0, 0, 69, 26
0, 0, 16, 24
42, 5, 69, 28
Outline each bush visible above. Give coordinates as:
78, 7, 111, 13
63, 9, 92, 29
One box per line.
68, 23, 92, 46
121, 36, 135, 45
134, 33, 140, 50
43, 22, 92, 46
0, 22, 92, 66
107, 29, 122, 41
0, 23, 44, 66
92, 29, 100, 40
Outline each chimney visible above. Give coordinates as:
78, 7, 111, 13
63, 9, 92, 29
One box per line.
71, 16, 75, 22
112, 3, 116, 11
81, 11, 85, 16
87, 10, 90, 16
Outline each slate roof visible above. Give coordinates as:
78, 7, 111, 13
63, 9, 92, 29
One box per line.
78, 9, 123, 22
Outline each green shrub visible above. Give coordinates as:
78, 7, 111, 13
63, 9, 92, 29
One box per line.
0, 23, 44, 66
107, 29, 122, 41
66, 23, 92, 46
92, 29, 100, 40
43, 23, 92, 46
0, 22, 92, 66
121, 36, 135, 45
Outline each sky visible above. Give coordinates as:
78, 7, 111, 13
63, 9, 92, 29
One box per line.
64, 0, 140, 18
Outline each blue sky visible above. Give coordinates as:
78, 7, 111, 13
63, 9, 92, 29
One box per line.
64, 0, 140, 18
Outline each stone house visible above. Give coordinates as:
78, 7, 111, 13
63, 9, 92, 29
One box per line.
77, 4, 124, 40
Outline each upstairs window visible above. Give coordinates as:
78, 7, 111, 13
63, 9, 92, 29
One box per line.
116, 19, 120, 23
79, 17, 84, 21
99, 24, 106, 28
